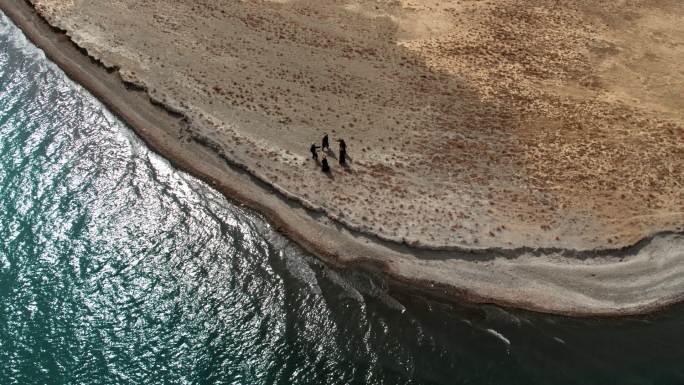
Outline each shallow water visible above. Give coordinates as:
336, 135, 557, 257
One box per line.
1, 11, 684, 385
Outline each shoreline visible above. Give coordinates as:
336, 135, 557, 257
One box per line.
2, 0, 684, 316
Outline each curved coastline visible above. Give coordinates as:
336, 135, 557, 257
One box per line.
2, 0, 684, 316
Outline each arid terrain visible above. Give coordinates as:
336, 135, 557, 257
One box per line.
28, 0, 684, 250
3, 0, 684, 315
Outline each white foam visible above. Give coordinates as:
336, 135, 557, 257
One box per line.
325, 269, 364, 303
0, 11, 50, 67
284, 252, 322, 295
486, 328, 511, 346
553, 336, 566, 344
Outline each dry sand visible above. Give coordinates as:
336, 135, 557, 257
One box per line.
28, 0, 684, 250
3, 0, 684, 315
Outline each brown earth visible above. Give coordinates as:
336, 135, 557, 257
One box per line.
4, 0, 684, 316
27, 0, 684, 250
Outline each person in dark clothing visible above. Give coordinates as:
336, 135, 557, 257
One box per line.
321, 155, 330, 173
322, 133, 330, 151
339, 148, 347, 166
337, 138, 346, 152
310, 143, 319, 161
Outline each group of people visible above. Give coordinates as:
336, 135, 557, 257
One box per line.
310, 133, 347, 173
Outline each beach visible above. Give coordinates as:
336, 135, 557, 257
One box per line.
2, 0, 683, 316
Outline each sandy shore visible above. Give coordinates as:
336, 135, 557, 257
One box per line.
26, 0, 684, 251
2, 0, 684, 316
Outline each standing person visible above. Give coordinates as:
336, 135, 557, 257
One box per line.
321, 154, 330, 173
321, 133, 330, 151
310, 143, 319, 161
339, 147, 347, 166
337, 138, 346, 152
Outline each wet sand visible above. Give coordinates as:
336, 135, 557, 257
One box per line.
2, 0, 684, 315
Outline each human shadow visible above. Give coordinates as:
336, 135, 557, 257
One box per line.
324, 148, 336, 158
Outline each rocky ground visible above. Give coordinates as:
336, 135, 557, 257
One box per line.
30, 0, 684, 250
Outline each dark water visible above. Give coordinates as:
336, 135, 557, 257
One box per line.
1, 12, 684, 385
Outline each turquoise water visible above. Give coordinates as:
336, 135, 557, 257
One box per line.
1, 11, 684, 385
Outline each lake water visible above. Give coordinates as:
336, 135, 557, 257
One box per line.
1, 11, 683, 385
